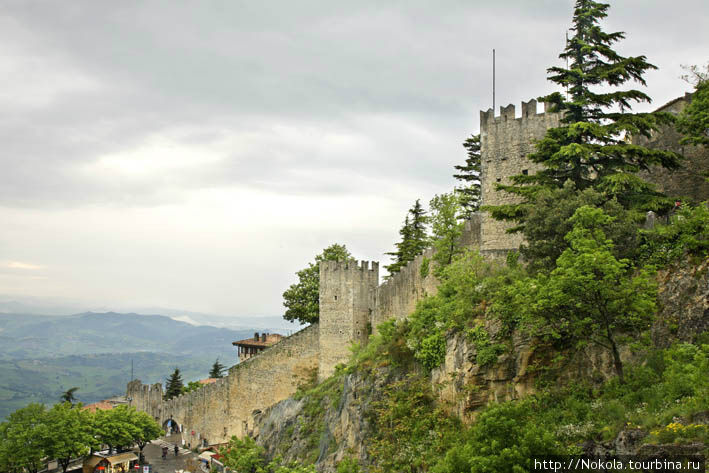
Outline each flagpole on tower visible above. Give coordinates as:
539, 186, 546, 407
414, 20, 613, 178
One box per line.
492, 49, 496, 113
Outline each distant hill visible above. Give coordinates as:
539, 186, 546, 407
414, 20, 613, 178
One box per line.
0, 311, 295, 420
0, 352, 222, 420
0, 311, 259, 360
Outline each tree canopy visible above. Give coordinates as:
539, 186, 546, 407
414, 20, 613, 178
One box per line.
164, 367, 184, 400
209, 359, 226, 378
526, 206, 656, 382
676, 64, 709, 149
489, 0, 681, 233
385, 200, 429, 277
454, 134, 482, 219
0, 403, 162, 472
43, 403, 94, 473
282, 244, 353, 324
429, 193, 464, 269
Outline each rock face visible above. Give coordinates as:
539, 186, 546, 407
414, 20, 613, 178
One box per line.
251, 258, 709, 470
253, 371, 393, 472
654, 258, 709, 347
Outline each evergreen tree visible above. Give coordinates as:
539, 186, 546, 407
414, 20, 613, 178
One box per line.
282, 244, 353, 324
454, 134, 482, 219
164, 368, 184, 400
489, 0, 681, 232
385, 215, 413, 276
408, 199, 429, 256
384, 200, 429, 278
209, 359, 226, 378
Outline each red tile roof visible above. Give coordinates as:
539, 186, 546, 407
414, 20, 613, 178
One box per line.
82, 401, 114, 412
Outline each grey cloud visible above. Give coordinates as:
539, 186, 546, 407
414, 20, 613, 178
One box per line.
0, 1, 707, 208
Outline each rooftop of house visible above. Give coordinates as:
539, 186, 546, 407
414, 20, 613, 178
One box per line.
232, 332, 284, 348
82, 401, 115, 412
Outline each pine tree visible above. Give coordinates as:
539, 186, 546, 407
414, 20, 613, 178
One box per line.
164, 368, 184, 400
408, 199, 429, 256
454, 134, 482, 219
209, 359, 226, 378
385, 215, 413, 276
489, 0, 681, 231
384, 200, 429, 277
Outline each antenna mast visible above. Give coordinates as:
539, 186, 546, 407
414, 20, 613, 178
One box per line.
492, 49, 496, 112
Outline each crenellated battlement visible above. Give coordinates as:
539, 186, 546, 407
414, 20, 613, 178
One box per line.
480, 99, 557, 132
320, 259, 379, 273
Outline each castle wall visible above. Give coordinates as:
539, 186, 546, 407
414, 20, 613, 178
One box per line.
479, 100, 561, 253
372, 216, 481, 331
127, 324, 319, 446
633, 94, 709, 203
127, 380, 163, 420
318, 260, 378, 380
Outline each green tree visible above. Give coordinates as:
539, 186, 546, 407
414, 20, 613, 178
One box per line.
676, 64, 709, 149
164, 367, 184, 400
43, 403, 94, 473
489, 0, 681, 231
0, 404, 48, 473
385, 200, 430, 277
519, 181, 641, 273
209, 359, 226, 378
92, 405, 140, 453
530, 206, 656, 383
429, 193, 464, 269
385, 215, 414, 276
454, 134, 482, 219
219, 436, 266, 473
60, 387, 79, 406
130, 409, 164, 461
182, 380, 204, 394
282, 244, 353, 324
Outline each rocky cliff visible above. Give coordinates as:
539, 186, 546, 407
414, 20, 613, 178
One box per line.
251, 258, 709, 471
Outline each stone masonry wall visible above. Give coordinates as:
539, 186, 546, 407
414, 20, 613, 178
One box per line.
634, 94, 709, 203
318, 260, 378, 380
127, 323, 319, 446
372, 216, 482, 331
479, 99, 561, 253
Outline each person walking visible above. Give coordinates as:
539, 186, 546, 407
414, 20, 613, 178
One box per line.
174, 445, 179, 457
161, 446, 168, 460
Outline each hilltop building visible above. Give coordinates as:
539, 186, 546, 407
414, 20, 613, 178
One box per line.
233, 332, 284, 361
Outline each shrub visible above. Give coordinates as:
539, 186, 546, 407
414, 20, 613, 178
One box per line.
640, 202, 709, 265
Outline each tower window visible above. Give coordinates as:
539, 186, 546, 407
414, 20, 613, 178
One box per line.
496, 178, 502, 182
334, 295, 337, 300
522, 169, 528, 175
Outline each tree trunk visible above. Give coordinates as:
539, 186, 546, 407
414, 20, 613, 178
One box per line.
609, 336, 624, 384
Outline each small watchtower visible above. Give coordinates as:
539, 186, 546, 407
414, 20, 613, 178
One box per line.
318, 259, 378, 380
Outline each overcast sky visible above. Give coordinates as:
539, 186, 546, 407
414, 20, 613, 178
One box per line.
1, 1, 707, 318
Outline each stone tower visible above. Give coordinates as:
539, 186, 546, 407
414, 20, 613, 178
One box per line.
318, 260, 378, 379
479, 99, 561, 256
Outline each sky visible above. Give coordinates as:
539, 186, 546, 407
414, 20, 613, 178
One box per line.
1, 1, 707, 318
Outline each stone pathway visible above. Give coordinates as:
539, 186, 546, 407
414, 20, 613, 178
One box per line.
141, 438, 202, 473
